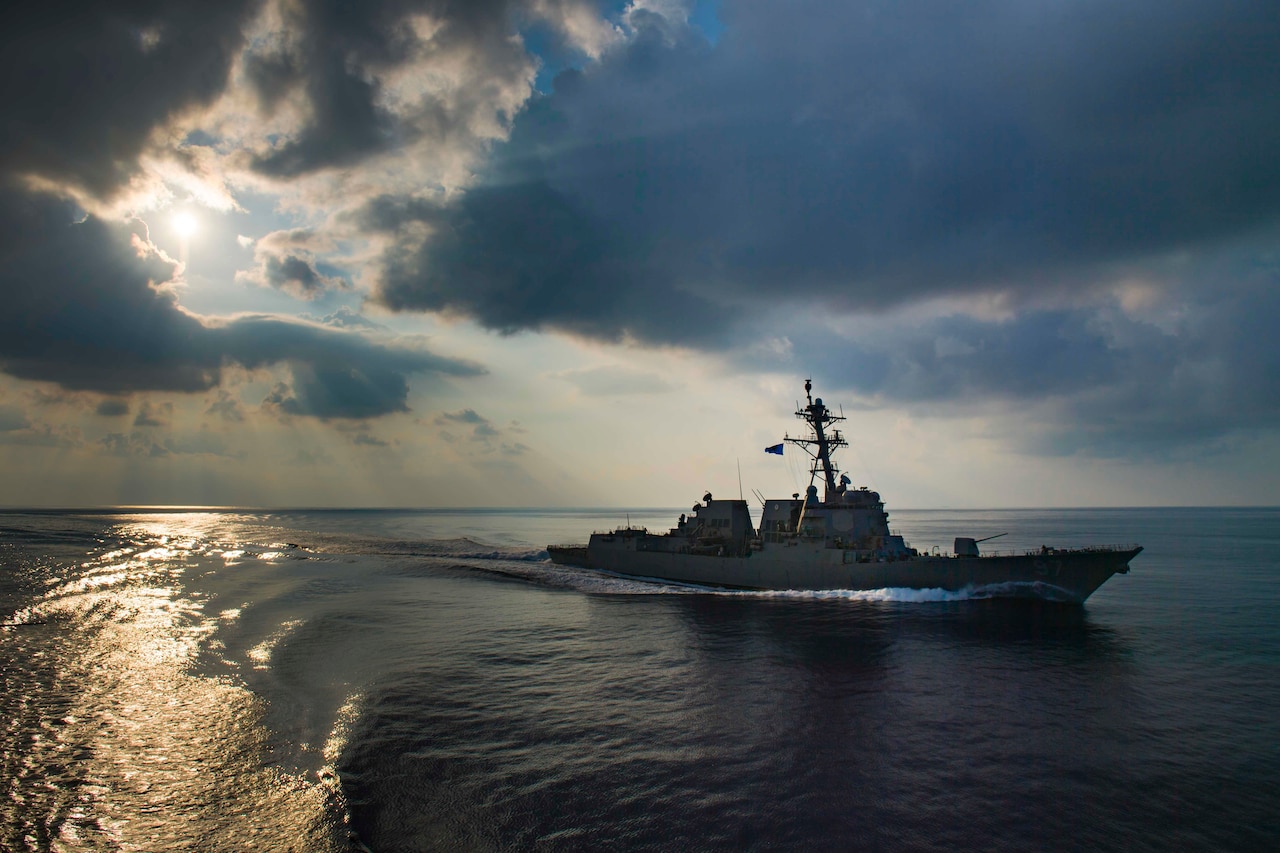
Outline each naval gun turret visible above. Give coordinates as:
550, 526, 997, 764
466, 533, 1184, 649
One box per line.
953, 533, 1008, 558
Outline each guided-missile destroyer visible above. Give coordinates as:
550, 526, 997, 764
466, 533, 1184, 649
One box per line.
549, 381, 1140, 602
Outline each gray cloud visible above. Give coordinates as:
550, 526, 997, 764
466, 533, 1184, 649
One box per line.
368, 1, 1280, 343
99, 430, 236, 458
95, 399, 131, 417
0, 421, 82, 448
260, 252, 341, 298
133, 402, 171, 428
1, 0, 258, 197
239, 229, 346, 299
369, 180, 731, 344
205, 391, 244, 422
0, 404, 31, 432
261, 357, 432, 420
434, 407, 513, 448
0, 190, 217, 393
247, 0, 538, 178
436, 408, 488, 425
786, 256, 1280, 455
234, 323, 487, 418
101, 432, 166, 458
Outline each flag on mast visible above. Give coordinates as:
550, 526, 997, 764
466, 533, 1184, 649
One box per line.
765, 443, 784, 455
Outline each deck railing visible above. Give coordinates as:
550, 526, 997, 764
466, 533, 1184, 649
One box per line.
969, 543, 1143, 557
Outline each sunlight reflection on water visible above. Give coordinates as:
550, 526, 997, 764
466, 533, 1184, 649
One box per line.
1, 516, 352, 852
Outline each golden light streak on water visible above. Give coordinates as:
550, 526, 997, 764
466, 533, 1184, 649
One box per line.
1, 517, 354, 852
322, 694, 365, 782
247, 621, 304, 670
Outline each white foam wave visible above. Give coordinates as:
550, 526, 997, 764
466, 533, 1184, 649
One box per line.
455, 559, 692, 594
407, 537, 549, 563
545, 566, 984, 601
487, 563, 981, 602
735, 586, 977, 602
451, 559, 1082, 604
967, 581, 1079, 603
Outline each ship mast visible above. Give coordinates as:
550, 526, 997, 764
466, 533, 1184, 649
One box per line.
785, 379, 848, 503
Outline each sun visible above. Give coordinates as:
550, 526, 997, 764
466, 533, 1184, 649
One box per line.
172, 210, 199, 239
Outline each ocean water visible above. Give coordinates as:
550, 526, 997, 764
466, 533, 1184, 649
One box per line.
1, 506, 1277, 852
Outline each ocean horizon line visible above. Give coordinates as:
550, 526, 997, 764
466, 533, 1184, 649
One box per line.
2, 504, 1276, 513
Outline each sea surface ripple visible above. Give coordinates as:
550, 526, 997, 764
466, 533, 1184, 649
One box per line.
1, 507, 1278, 851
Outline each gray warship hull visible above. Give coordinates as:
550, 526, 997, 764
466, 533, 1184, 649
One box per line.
549, 540, 1141, 603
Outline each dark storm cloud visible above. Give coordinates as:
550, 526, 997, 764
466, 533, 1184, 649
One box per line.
1, 0, 259, 196
789, 256, 1280, 454
241, 229, 346, 298
0, 189, 217, 393
215, 314, 486, 418
248, 0, 533, 177
369, 181, 731, 344
95, 400, 130, 417
809, 311, 1125, 404
369, 0, 1280, 344
0, 190, 484, 417
261, 361, 420, 420
260, 252, 340, 298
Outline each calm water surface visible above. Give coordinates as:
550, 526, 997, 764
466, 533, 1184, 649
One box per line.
1, 507, 1277, 851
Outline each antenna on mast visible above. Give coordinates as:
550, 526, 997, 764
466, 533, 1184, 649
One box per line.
785, 378, 848, 503
737, 458, 744, 501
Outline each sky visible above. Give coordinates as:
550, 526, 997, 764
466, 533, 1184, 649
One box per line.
1, 0, 1278, 509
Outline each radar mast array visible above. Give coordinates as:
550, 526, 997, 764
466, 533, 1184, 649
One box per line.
784, 379, 848, 502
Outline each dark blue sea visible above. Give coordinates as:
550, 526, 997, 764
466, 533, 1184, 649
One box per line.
2, 507, 1277, 851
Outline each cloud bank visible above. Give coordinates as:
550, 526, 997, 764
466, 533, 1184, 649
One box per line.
370, 0, 1280, 338
3, 0, 1278, 458
354, 0, 1280, 452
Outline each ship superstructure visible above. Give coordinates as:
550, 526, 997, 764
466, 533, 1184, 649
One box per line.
549, 381, 1140, 602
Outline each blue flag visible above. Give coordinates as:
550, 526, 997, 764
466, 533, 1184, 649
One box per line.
765, 443, 784, 455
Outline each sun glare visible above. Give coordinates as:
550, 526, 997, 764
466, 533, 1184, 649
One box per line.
172, 211, 199, 239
